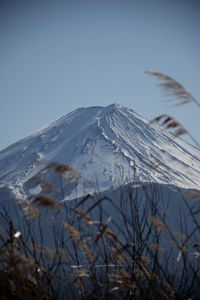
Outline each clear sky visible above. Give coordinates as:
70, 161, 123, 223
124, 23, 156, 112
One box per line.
1, 0, 200, 151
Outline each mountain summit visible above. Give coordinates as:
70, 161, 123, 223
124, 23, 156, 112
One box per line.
0, 104, 200, 198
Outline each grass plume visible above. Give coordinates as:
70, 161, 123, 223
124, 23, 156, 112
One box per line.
30, 194, 60, 209
145, 71, 200, 108
150, 114, 188, 138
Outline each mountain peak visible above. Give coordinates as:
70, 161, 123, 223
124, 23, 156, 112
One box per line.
0, 104, 200, 199
104, 103, 120, 110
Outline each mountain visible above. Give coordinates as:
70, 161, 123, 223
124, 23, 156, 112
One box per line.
1, 104, 200, 299
0, 103, 200, 200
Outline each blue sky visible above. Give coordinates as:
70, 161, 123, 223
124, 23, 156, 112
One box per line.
1, 0, 200, 150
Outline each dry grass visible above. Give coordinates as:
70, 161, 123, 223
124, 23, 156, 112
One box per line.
1, 182, 200, 299
18, 198, 39, 218
150, 114, 188, 138
62, 222, 81, 241
149, 216, 166, 229
145, 70, 200, 169
41, 162, 77, 181
32, 176, 59, 193
144, 71, 199, 107
29, 194, 60, 209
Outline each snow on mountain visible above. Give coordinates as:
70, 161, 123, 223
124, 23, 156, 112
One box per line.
0, 103, 200, 199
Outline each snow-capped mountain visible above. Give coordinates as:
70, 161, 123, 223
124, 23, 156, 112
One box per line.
0, 103, 200, 199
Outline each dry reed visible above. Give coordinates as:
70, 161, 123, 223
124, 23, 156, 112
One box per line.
30, 194, 60, 209
144, 71, 199, 107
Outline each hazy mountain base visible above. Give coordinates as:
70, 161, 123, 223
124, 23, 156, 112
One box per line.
0, 182, 200, 299
0, 181, 197, 244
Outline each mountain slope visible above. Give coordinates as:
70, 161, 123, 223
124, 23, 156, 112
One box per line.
0, 103, 200, 199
